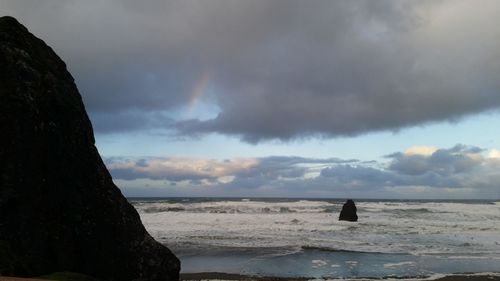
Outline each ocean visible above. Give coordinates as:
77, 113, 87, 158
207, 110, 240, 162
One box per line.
129, 198, 500, 279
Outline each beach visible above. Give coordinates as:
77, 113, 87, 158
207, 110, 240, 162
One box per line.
131, 198, 500, 280
3, 198, 498, 281
1, 273, 500, 281
181, 272, 500, 281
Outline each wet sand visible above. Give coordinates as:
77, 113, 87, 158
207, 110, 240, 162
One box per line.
180, 272, 500, 281
1, 273, 499, 281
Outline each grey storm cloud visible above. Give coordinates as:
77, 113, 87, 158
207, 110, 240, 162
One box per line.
105, 145, 500, 198
319, 144, 500, 193
319, 163, 461, 190
2, 1, 500, 141
234, 156, 357, 180
387, 144, 484, 176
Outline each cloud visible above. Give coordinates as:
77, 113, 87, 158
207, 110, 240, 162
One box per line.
104, 157, 258, 182
320, 165, 391, 186
2, 1, 500, 141
488, 149, 500, 159
388, 144, 484, 176
105, 145, 500, 198
105, 156, 352, 183
403, 146, 437, 156
91, 111, 174, 134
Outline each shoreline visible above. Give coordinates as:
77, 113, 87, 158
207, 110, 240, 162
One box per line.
180, 272, 500, 281
1, 272, 499, 281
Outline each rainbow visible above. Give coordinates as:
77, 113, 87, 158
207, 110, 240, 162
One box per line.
188, 71, 210, 112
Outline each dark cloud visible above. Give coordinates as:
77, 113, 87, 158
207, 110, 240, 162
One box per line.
3, 1, 500, 141
318, 145, 498, 193
320, 165, 392, 185
388, 145, 483, 176
319, 164, 461, 191
235, 156, 356, 179
91, 111, 174, 133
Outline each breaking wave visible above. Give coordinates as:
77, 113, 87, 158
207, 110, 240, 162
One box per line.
132, 198, 500, 257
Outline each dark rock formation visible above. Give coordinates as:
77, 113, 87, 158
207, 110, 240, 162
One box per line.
0, 16, 180, 280
339, 199, 358, 222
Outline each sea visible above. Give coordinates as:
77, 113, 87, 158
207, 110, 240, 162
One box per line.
129, 198, 500, 279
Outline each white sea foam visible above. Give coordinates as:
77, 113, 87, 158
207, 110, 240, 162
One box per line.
135, 199, 500, 257
320, 272, 500, 281
383, 261, 415, 268
135, 199, 333, 214
311, 259, 328, 268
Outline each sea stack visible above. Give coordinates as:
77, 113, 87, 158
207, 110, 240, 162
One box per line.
0, 16, 180, 280
339, 199, 358, 222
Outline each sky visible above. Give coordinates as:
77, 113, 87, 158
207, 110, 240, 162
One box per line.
2, 0, 500, 199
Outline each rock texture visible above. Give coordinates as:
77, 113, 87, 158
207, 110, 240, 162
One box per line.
338, 199, 358, 222
0, 16, 180, 280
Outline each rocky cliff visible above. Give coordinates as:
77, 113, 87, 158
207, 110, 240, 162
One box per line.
0, 16, 180, 280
